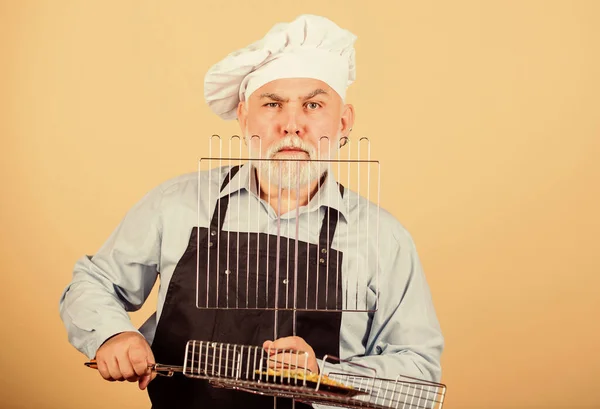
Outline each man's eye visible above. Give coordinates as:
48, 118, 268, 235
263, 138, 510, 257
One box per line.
265, 102, 280, 108
306, 102, 320, 110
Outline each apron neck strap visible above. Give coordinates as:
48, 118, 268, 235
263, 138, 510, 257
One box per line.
209, 165, 241, 234
317, 183, 344, 250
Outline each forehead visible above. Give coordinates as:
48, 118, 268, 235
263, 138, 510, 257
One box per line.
248, 78, 338, 101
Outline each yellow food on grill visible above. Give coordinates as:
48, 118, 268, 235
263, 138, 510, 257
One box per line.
256, 368, 352, 389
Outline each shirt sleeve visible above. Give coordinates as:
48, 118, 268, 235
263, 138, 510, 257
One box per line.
58, 186, 163, 359
313, 228, 444, 409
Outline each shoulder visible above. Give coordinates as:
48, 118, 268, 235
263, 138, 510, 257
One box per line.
344, 188, 417, 252
129, 166, 236, 211
149, 166, 235, 199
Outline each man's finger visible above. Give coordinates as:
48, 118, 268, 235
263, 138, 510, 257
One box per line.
268, 351, 310, 370
138, 374, 150, 390
129, 347, 151, 377
117, 353, 139, 382
264, 336, 304, 353
107, 356, 124, 381
96, 359, 114, 381
138, 370, 157, 390
263, 336, 319, 374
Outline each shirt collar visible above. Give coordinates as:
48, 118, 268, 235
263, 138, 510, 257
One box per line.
218, 163, 349, 222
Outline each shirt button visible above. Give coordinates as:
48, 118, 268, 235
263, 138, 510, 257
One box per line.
283, 279, 288, 285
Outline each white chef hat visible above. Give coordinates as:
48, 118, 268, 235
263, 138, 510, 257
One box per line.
204, 14, 357, 120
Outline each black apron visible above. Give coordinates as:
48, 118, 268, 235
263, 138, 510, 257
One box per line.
148, 166, 345, 408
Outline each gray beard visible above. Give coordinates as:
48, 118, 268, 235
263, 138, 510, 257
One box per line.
255, 157, 328, 190
246, 134, 337, 190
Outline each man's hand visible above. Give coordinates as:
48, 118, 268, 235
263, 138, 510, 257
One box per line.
94, 331, 157, 390
262, 336, 319, 374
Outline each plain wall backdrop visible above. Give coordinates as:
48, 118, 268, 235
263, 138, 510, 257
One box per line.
1, 1, 599, 408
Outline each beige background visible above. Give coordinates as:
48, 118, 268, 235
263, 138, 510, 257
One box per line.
1, 1, 599, 408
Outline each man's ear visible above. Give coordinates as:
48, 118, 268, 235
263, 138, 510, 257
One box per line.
237, 101, 248, 132
340, 103, 355, 137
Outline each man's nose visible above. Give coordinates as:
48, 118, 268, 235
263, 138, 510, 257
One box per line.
282, 106, 304, 136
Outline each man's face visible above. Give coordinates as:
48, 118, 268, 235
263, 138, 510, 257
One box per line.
237, 78, 354, 189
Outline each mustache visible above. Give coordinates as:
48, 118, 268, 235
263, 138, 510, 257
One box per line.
265, 136, 317, 158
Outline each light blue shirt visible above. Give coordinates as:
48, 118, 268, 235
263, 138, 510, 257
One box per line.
59, 163, 444, 388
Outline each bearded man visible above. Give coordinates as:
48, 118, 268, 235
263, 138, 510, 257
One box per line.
59, 14, 444, 409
